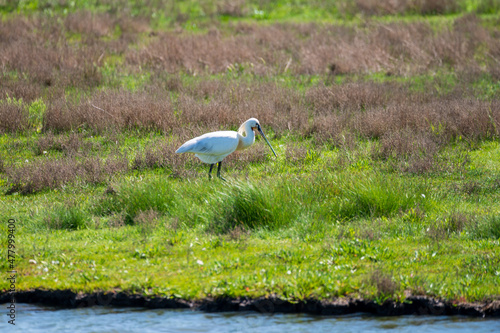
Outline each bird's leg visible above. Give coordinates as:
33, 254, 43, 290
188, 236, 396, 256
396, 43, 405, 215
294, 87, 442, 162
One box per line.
208, 164, 215, 180
217, 161, 226, 181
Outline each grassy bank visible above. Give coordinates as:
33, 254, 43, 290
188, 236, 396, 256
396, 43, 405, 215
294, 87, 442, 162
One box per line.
1, 1, 500, 306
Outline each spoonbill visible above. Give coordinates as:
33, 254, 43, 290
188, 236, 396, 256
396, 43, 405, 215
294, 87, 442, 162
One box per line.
175, 118, 277, 180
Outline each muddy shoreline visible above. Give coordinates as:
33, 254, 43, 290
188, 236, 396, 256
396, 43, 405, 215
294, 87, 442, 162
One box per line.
1, 289, 500, 317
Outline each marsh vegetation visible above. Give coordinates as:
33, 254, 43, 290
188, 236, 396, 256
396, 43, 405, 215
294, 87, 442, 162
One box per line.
1, 0, 499, 304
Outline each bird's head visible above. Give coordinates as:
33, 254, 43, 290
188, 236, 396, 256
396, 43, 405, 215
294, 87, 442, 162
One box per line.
244, 118, 277, 158
246, 118, 260, 132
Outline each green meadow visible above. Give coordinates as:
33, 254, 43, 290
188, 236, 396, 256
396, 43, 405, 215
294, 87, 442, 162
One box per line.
1, 0, 500, 305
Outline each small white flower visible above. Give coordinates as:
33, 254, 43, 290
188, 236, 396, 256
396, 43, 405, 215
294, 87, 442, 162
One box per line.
43, 151, 47, 154
43, 267, 48, 272
197, 260, 204, 265
287, 270, 291, 275
421, 194, 426, 198
25, 159, 29, 163
51, 260, 59, 265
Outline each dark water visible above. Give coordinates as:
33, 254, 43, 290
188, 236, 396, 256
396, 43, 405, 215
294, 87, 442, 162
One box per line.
4, 303, 500, 332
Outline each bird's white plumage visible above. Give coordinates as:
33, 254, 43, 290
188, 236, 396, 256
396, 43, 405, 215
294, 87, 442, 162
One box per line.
175, 131, 244, 164
175, 118, 276, 179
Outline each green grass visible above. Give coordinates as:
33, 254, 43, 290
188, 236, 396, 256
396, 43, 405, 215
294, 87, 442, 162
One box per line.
1, 0, 500, 306
2, 105, 500, 301
1, 144, 500, 302
95, 177, 176, 225
2, 214, 499, 301
45, 202, 88, 230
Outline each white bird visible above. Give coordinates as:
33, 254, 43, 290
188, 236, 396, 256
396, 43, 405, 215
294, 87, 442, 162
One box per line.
175, 118, 277, 180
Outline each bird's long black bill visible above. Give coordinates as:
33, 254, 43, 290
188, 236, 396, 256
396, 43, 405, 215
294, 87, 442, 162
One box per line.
258, 126, 278, 157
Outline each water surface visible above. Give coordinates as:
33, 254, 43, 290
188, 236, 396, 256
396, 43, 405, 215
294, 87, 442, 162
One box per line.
6, 303, 500, 332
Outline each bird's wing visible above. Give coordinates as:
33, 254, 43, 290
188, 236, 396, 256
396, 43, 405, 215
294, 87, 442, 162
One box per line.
176, 131, 239, 155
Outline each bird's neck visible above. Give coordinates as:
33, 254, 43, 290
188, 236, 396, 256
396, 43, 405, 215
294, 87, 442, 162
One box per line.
237, 127, 255, 150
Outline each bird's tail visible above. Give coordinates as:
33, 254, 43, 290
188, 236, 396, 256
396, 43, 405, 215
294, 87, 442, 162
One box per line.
175, 146, 188, 154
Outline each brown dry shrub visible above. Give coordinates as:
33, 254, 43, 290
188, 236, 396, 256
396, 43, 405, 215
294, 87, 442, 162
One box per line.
132, 139, 200, 178
375, 129, 439, 160
133, 140, 186, 170
227, 225, 249, 241
225, 141, 270, 169
127, 23, 303, 75
44, 89, 176, 133
459, 181, 483, 195
64, 11, 146, 48
414, 0, 459, 14
306, 81, 413, 115
34, 132, 91, 156
372, 129, 441, 174
1, 14, 498, 145
369, 269, 399, 297
0, 77, 44, 102
135, 209, 160, 234
81, 155, 129, 185
307, 114, 345, 145
0, 102, 28, 133
347, 98, 499, 141
34, 132, 63, 155
87, 89, 176, 131
6, 158, 79, 194
43, 98, 76, 133
446, 211, 472, 233
41, 78, 499, 151
416, 99, 500, 141
176, 80, 308, 136
334, 131, 360, 151
299, 16, 496, 75
154, 74, 184, 93
354, 0, 408, 15
127, 31, 258, 74
428, 211, 472, 241
176, 94, 238, 129
64, 11, 115, 37
0, 20, 104, 89
428, 220, 448, 242
107, 212, 126, 228
2, 14, 499, 90
353, 0, 458, 16
5, 154, 128, 195
0, 13, 137, 91
181, 77, 225, 99
296, 25, 392, 75
216, 0, 247, 17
